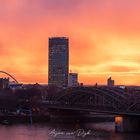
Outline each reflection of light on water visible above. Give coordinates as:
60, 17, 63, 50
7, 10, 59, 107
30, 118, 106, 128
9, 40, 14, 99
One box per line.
115, 116, 123, 124
84, 122, 115, 132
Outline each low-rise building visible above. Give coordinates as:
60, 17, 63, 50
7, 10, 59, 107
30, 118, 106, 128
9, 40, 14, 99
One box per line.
68, 73, 78, 87
107, 77, 115, 87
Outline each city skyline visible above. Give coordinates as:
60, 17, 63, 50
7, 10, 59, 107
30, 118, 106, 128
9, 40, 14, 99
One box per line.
1, 0, 140, 85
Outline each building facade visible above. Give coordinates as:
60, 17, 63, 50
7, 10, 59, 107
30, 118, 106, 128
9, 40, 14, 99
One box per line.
48, 37, 69, 87
107, 77, 115, 87
0, 78, 9, 89
68, 73, 78, 87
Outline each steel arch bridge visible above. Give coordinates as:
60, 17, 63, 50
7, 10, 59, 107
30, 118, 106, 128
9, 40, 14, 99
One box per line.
43, 86, 140, 116
0, 71, 18, 83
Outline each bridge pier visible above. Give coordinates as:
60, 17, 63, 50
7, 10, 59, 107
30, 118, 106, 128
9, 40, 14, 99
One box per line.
115, 116, 140, 132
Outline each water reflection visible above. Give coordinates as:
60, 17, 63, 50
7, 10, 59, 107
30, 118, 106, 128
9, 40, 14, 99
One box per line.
0, 122, 139, 140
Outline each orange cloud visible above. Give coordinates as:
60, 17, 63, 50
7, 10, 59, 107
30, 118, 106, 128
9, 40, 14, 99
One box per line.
0, 0, 140, 85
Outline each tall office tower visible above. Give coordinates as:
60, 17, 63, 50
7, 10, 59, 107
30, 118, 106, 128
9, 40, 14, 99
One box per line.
48, 37, 69, 87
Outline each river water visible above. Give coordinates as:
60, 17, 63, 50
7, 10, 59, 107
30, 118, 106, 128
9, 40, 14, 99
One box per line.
0, 122, 139, 140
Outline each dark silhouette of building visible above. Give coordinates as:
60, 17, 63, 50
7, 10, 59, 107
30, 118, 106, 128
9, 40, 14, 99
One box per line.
107, 77, 115, 87
0, 78, 9, 89
68, 73, 78, 87
48, 37, 69, 87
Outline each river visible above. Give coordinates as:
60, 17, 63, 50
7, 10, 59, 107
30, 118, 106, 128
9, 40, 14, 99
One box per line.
0, 122, 139, 140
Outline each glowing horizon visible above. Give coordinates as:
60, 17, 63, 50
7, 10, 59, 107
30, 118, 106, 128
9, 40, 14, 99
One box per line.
1, 0, 140, 85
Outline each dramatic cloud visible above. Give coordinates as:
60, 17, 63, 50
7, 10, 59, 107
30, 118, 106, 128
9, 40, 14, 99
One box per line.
0, 0, 140, 85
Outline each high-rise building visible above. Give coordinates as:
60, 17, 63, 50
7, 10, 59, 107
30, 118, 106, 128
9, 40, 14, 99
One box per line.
107, 77, 115, 87
48, 37, 69, 87
68, 73, 78, 87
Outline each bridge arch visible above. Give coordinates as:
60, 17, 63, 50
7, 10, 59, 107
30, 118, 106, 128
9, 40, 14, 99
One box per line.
127, 101, 140, 112
55, 87, 128, 112
0, 71, 18, 83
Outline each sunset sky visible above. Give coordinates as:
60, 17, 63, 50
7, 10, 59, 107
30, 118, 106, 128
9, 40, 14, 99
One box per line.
1, 0, 140, 85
